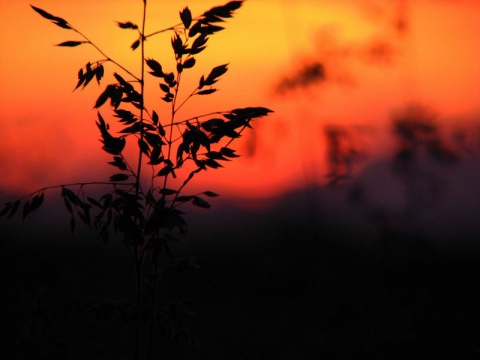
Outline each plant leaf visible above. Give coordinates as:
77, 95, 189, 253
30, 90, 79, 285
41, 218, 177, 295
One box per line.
203, 1, 243, 19
180, 7, 192, 29
157, 165, 173, 177
138, 139, 150, 156
183, 57, 196, 69
144, 132, 164, 147
23, 201, 31, 219
158, 122, 166, 137
0, 203, 12, 217
191, 34, 208, 51
95, 65, 104, 84
206, 150, 227, 160
31, 6, 71, 30
205, 64, 228, 85
30, 193, 44, 212
82, 62, 95, 88
108, 156, 128, 171
145, 59, 164, 77
164, 73, 175, 86
31, 5, 60, 21
189, 46, 207, 55
74, 67, 85, 90
204, 158, 222, 168
119, 122, 143, 134
159, 188, 177, 195
113, 73, 133, 91
78, 209, 91, 226
152, 110, 159, 125
114, 109, 136, 124
199, 75, 205, 89
117, 21, 138, 30
53, 20, 71, 30
200, 24, 225, 35
188, 21, 202, 37
56, 41, 85, 47
64, 198, 73, 214
97, 112, 126, 154
131, 39, 140, 50
8, 200, 20, 218
171, 34, 184, 57
160, 83, 170, 93
94, 84, 116, 109
87, 196, 103, 208
197, 89, 217, 95
61, 187, 79, 205
192, 197, 210, 209
148, 145, 163, 165
221, 147, 239, 158
204, 191, 219, 197
109, 173, 129, 182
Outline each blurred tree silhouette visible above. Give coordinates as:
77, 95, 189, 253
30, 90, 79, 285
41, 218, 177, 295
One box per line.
347, 103, 461, 253
324, 125, 367, 186
392, 103, 457, 169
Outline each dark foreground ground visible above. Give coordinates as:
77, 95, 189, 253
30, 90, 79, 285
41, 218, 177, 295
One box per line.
1, 186, 480, 359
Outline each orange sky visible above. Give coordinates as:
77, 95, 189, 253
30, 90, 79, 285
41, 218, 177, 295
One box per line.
1, 0, 479, 199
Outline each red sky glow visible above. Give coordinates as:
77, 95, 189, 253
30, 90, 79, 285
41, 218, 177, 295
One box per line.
1, 0, 479, 200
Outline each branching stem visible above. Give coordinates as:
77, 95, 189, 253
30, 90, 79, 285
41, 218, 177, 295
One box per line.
16, 181, 136, 200
134, 2, 148, 360
70, 27, 140, 81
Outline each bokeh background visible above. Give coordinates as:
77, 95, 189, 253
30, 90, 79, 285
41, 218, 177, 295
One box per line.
1, 0, 480, 358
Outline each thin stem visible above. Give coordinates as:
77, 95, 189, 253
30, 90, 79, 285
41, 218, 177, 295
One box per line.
70, 27, 140, 82
161, 62, 182, 191
134, 3, 148, 360
144, 25, 177, 39
224, 122, 250, 148
120, 154, 137, 178
174, 86, 198, 114
172, 66, 182, 116
14, 181, 136, 201
147, 260, 158, 360
144, 15, 204, 39
145, 23, 179, 39
163, 111, 231, 128
134, 245, 141, 360
135, 9, 147, 196
170, 168, 201, 208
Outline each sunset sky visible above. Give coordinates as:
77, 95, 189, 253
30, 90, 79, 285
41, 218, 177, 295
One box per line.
1, 0, 479, 199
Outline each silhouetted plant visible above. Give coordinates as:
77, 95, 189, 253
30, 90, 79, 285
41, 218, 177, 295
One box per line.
1, 1, 272, 358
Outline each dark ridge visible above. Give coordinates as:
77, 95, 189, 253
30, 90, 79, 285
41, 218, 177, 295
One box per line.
2, 180, 480, 359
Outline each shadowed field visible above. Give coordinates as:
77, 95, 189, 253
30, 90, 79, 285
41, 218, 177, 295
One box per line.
1, 185, 480, 359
